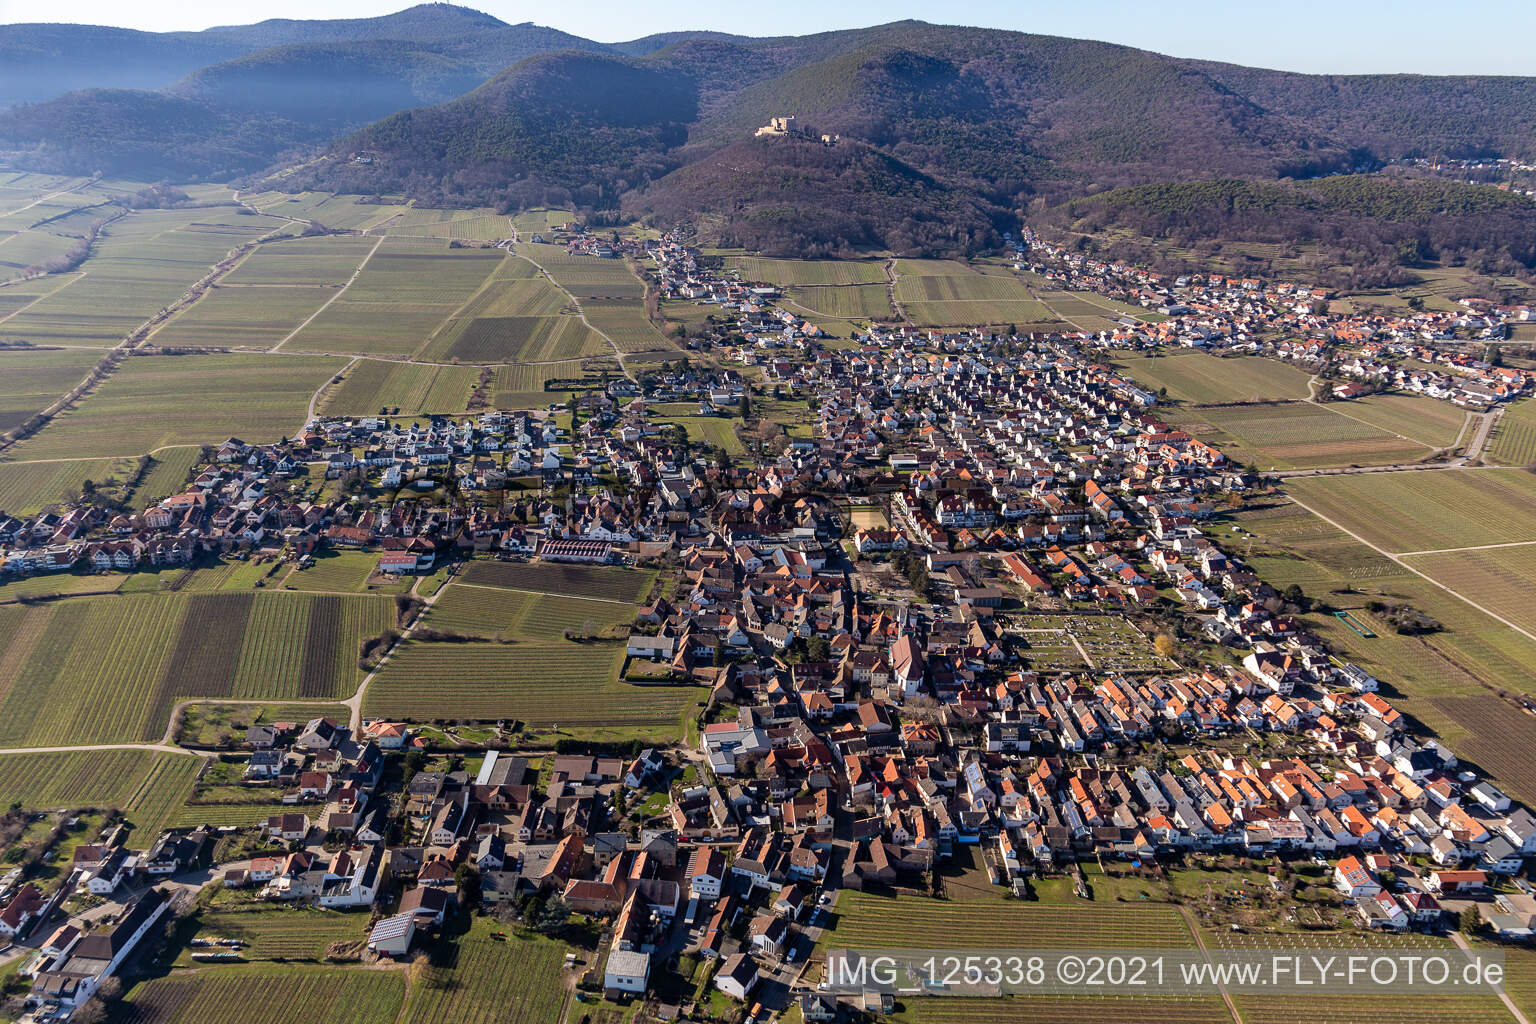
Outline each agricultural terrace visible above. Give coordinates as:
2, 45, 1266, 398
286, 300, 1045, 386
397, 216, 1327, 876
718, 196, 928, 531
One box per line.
1333, 392, 1469, 449
366, 568, 689, 734
823, 891, 1197, 949
287, 242, 505, 357
1426, 695, 1536, 807
0, 749, 201, 836
399, 919, 569, 1024
724, 257, 886, 286
280, 550, 412, 594
0, 347, 102, 433
0, 456, 134, 515
150, 283, 338, 351
0, 206, 289, 348
784, 283, 895, 320
1166, 401, 1429, 470
518, 242, 673, 353
1401, 545, 1536, 636
892, 260, 1054, 327
0, 591, 392, 746
363, 625, 691, 731
173, 907, 365, 966
459, 560, 655, 603
6, 353, 347, 460
1286, 468, 1536, 552
1486, 395, 1536, 467
117, 968, 405, 1024
220, 234, 379, 287
419, 256, 607, 363
316, 358, 478, 417
1115, 351, 1312, 405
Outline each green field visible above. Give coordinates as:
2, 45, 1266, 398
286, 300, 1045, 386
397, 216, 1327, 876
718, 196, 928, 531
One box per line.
399, 919, 568, 1024
365, 630, 689, 730
1337, 393, 1468, 449
1169, 401, 1430, 470
119, 968, 405, 1024
5, 353, 345, 459
0, 455, 133, 513
648, 403, 745, 456
1402, 545, 1536, 635
1235, 499, 1536, 802
417, 256, 608, 363
1115, 352, 1313, 405
892, 261, 1054, 326
1487, 396, 1536, 466
726, 257, 886, 286
785, 283, 895, 319
518, 243, 671, 353
280, 550, 411, 594
135, 446, 204, 503
1287, 468, 1536, 552
427, 583, 632, 640
0, 748, 202, 836
0, 207, 288, 348
510, 208, 570, 237
891, 995, 1234, 1023
1037, 287, 1164, 329
151, 282, 336, 350
0, 591, 392, 746
220, 234, 377, 287
826, 890, 1197, 949
288, 242, 505, 357
367, 571, 686, 732
317, 358, 478, 416
0, 346, 101, 432
0, 445, 198, 516
174, 907, 365, 966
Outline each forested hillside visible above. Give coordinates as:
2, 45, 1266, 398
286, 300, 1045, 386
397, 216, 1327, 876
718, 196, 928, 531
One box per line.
3, 8, 1536, 257
1050, 176, 1536, 290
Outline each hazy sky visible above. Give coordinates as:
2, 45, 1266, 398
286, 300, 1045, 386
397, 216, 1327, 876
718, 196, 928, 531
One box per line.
1, 0, 1533, 75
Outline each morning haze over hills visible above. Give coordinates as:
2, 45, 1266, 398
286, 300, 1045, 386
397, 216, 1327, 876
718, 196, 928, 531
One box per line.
2, 3, 1536, 258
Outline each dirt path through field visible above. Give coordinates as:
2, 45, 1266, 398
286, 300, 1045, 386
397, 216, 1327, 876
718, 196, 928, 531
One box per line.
510, 242, 636, 383
343, 569, 451, 731
0, 272, 85, 324
883, 258, 909, 323
1284, 492, 1536, 648
269, 234, 385, 352
1451, 930, 1530, 1024
1176, 904, 1244, 1024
